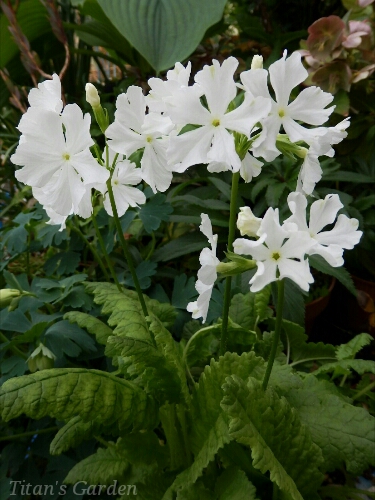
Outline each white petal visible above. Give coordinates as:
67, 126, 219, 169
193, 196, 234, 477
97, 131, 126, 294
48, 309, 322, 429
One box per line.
297, 151, 322, 195
62, 104, 94, 153
167, 126, 213, 172
309, 194, 343, 235
207, 127, 241, 171
308, 242, 344, 267
28, 74, 63, 113
278, 258, 313, 291
250, 260, 278, 292
240, 152, 263, 182
141, 142, 172, 193
316, 214, 362, 249
240, 68, 271, 99
269, 51, 308, 107
287, 86, 334, 125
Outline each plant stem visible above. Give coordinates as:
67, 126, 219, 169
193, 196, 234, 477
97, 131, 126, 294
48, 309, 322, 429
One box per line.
352, 380, 375, 400
262, 279, 285, 390
91, 212, 122, 292
69, 220, 110, 280
0, 426, 59, 442
0, 330, 28, 359
106, 180, 149, 319
220, 171, 240, 356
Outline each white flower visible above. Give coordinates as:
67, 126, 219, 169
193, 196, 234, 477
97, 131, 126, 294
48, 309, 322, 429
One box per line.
106, 86, 173, 193
233, 208, 314, 292
166, 57, 271, 173
241, 51, 335, 162
27, 73, 63, 113
187, 214, 220, 323
12, 104, 109, 217
147, 62, 195, 114
285, 192, 362, 267
103, 159, 146, 217
251, 55, 263, 69
237, 206, 262, 237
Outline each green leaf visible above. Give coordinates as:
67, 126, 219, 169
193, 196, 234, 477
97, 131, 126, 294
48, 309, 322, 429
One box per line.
124, 260, 157, 290
229, 287, 271, 331
64, 440, 130, 485
63, 311, 113, 345
44, 251, 81, 276
97, 0, 227, 72
50, 416, 104, 455
221, 376, 324, 500
312, 359, 375, 377
276, 319, 336, 365
322, 171, 375, 183
165, 353, 266, 498
282, 376, 375, 474
152, 232, 207, 262
139, 193, 173, 233
171, 274, 197, 309
336, 333, 373, 360
309, 255, 357, 296
215, 466, 257, 500
0, 368, 158, 431
176, 480, 215, 500
45, 320, 97, 358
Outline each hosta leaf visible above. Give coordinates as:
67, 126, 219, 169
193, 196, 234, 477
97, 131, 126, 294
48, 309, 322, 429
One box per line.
221, 376, 324, 500
336, 333, 373, 360
0, 369, 158, 432
282, 376, 375, 474
64, 441, 130, 485
50, 416, 104, 456
97, 0, 227, 73
63, 311, 113, 345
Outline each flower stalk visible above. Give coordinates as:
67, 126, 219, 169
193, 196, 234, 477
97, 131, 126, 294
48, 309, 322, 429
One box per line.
262, 279, 285, 390
220, 171, 240, 356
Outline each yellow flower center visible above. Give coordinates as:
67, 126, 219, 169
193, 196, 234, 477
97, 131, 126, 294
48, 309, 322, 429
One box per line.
212, 119, 220, 127
272, 252, 281, 261
146, 136, 153, 143
62, 153, 70, 161
278, 109, 285, 118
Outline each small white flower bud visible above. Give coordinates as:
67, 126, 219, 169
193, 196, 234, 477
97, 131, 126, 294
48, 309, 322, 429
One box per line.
27, 343, 56, 372
85, 83, 100, 108
0, 289, 21, 308
237, 206, 262, 237
251, 55, 263, 70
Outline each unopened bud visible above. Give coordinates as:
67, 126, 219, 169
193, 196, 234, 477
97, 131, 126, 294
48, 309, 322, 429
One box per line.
0, 289, 21, 308
237, 207, 262, 237
217, 252, 256, 277
27, 343, 56, 372
85, 83, 100, 108
251, 55, 263, 70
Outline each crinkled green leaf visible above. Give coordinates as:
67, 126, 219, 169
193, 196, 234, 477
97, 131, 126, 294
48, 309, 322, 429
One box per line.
336, 333, 373, 360
50, 416, 104, 456
282, 376, 375, 474
313, 359, 375, 377
176, 480, 215, 500
0, 368, 158, 432
215, 466, 258, 500
64, 440, 130, 485
229, 288, 272, 331
221, 376, 323, 499
64, 311, 113, 345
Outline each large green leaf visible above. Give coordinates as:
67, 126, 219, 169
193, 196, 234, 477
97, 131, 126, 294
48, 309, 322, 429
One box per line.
96, 0, 227, 72
50, 416, 105, 456
221, 376, 324, 500
64, 311, 113, 345
282, 376, 375, 474
0, 368, 158, 432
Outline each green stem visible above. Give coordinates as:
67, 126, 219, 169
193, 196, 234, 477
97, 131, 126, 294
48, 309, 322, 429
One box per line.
69, 221, 110, 280
0, 426, 59, 442
352, 380, 375, 400
106, 180, 149, 319
220, 171, 240, 356
91, 212, 122, 292
262, 279, 285, 390
0, 330, 28, 359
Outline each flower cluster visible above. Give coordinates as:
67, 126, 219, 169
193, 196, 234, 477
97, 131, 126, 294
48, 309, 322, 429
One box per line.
10, 51, 362, 323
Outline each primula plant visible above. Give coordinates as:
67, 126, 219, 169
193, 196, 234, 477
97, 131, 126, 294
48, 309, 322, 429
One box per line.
1, 49, 375, 500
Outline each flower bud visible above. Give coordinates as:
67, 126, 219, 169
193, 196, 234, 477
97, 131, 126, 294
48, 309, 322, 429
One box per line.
237, 207, 262, 237
216, 251, 256, 277
27, 343, 56, 372
85, 83, 100, 108
251, 55, 263, 70
0, 289, 21, 308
